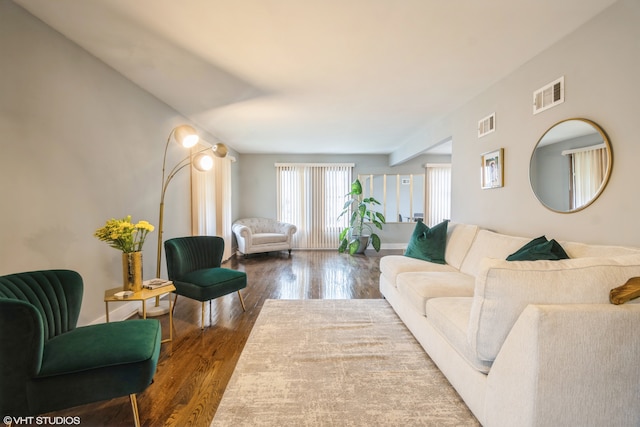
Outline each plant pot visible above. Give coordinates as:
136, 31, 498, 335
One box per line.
122, 251, 143, 292
354, 235, 369, 254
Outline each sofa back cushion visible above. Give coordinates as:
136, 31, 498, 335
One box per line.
459, 230, 532, 277
234, 217, 282, 234
560, 241, 640, 258
444, 223, 480, 270
467, 254, 640, 362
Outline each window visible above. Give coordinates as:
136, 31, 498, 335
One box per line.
425, 164, 451, 226
567, 146, 608, 210
276, 163, 353, 249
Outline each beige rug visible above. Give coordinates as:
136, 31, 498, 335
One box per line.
212, 299, 479, 426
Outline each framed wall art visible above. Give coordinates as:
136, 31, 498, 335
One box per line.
481, 148, 504, 189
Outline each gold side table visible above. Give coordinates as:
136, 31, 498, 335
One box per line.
104, 282, 176, 344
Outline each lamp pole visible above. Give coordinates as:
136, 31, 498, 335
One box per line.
154, 125, 228, 279
155, 129, 175, 279
145, 125, 201, 316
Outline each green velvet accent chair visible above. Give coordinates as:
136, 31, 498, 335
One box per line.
164, 236, 247, 329
0, 270, 161, 427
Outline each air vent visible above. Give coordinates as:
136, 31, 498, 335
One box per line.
533, 76, 564, 114
478, 112, 496, 138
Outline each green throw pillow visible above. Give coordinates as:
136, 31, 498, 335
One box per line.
507, 236, 547, 259
404, 220, 449, 264
507, 236, 570, 261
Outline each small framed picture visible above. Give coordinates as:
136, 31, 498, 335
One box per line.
481, 148, 504, 189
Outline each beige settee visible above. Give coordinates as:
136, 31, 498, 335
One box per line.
380, 222, 640, 426
232, 218, 297, 257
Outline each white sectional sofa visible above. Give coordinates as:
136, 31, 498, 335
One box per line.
380, 222, 640, 427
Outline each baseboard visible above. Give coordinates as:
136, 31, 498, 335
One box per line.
232, 243, 406, 254
381, 243, 407, 250
231, 244, 406, 254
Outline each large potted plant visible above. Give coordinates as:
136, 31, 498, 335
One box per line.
338, 179, 386, 255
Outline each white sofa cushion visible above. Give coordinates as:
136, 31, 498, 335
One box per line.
445, 223, 480, 269
560, 241, 640, 258
459, 230, 532, 277
397, 271, 475, 316
468, 253, 640, 362
252, 233, 288, 245
426, 297, 492, 374
237, 217, 293, 234
380, 255, 457, 287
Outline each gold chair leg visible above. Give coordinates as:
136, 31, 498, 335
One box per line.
238, 290, 246, 312
201, 301, 205, 330
130, 394, 140, 427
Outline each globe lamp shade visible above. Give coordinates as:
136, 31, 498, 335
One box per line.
212, 143, 228, 158
173, 124, 199, 148
193, 153, 214, 171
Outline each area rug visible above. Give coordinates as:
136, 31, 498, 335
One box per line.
212, 299, 479, 426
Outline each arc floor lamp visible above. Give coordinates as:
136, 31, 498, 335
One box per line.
146, 124, 228, 316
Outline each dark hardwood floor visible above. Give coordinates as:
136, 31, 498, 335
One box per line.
45, 249, 401, 427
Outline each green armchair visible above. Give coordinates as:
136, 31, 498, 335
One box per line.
165, 236, 247, 329
0, 270, 161, 426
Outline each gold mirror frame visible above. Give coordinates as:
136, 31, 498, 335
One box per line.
529, 118, 612, 213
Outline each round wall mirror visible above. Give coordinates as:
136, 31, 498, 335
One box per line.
529, 118, 612, 213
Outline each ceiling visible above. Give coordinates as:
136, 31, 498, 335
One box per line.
14, 0, 617, 156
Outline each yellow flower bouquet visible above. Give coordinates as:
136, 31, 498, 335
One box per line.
94, 215, 155, 253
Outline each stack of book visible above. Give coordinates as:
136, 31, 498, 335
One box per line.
143, 279, 173, 290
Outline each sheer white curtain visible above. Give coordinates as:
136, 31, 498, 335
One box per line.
191, 155, 234, 261
276, 163, 353, 249
425, 164, 451, 226
570, 147, 608, 209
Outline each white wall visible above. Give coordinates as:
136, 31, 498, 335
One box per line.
0, 1, 221, 324
392, 0, 640, 246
